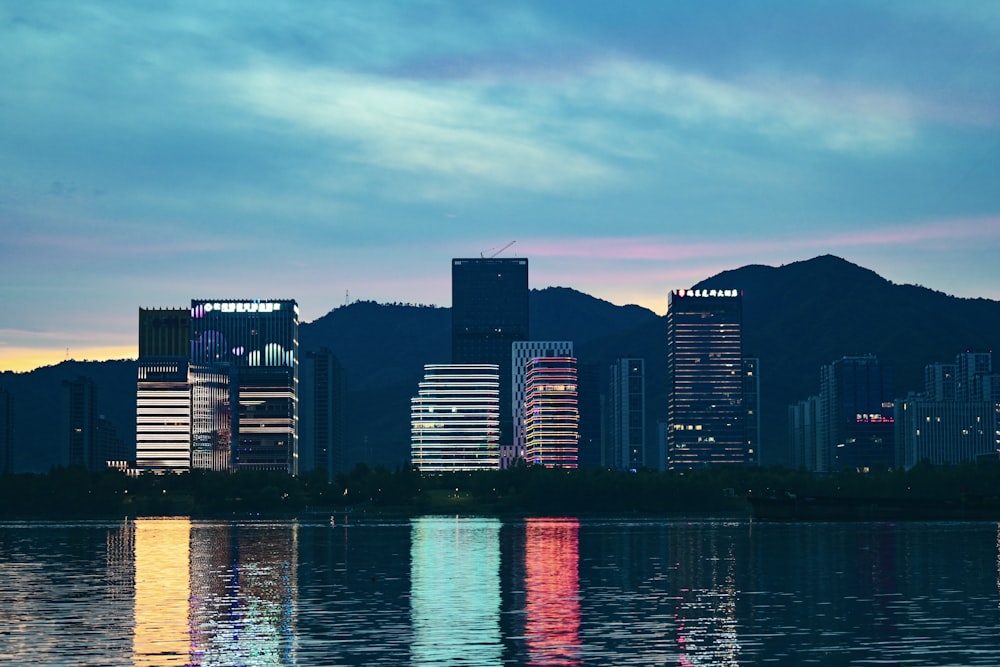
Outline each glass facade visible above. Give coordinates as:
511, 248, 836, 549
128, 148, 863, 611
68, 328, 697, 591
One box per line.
451, 258, 529, 452
666, 289, 748, 469
411, 364, 500, 472
524, 356, 578, 468
191, 299, 299, 474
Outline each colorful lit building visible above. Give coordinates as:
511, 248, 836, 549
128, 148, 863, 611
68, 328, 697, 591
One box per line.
510, 341, 573, 467
524, 356, 578, 468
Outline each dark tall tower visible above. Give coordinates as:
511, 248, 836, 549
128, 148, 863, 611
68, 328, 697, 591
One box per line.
64, 376, 99, 470
300, 348, 346, 483
451, 258, 529, 450
666, 288, 748, 469
819, 354, 894, 471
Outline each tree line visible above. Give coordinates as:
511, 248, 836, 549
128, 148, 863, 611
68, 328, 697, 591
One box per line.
2, 460, 999, 518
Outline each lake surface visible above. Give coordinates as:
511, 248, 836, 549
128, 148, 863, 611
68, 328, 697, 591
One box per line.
1, 517, 999, 666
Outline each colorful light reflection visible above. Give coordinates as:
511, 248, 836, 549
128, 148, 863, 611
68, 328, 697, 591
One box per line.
525, 518, 581, 666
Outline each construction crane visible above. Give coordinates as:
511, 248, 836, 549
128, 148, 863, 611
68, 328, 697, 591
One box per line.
481, 240, 516, 258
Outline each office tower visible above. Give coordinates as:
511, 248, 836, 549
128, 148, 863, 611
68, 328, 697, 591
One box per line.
575, 362, 603, 469
510, 341, 573, 467
819, 355, 894, 471
666, 288, 748, 469
743, 357, 761, 465
924, 363, 957, 402
0, 387, 11, 474
452, 257, 529, 453
894, 352, 999, 468
191, 299, 299, 474
138, 308, 191, 357
64, 376, 99, 469
524, 356, 578, 468
788, 396, 820, 470
896, 396, 994, 468
610, 358, 646, 471
300, 348, 346, 482
956, 352, 992, 401
136, 359, 193, 472
411, 364, 500, 472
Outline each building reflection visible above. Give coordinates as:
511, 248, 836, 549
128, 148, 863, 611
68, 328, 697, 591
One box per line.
130, 518, 298, 667
524, 518, 581, 666
410, 516, 502, 666
133, 518, 192, 666
671, 524, 740, 667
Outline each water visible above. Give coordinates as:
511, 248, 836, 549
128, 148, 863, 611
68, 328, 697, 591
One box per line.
2, 517, 999, 666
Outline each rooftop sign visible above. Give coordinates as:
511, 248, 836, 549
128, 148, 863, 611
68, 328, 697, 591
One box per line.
674, 289, 739, 298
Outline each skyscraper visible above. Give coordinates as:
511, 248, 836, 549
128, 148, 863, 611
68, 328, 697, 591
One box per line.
666, 288, 749, 469
524, 356, 578, 468
819, 354, 894, 471
511, 341, 573, 467
610, 358, 646, 471
452, 258, 529, 452
191, 299, 299, 474
300, 348, 346, 482
137, 299, 299, 475
411, 364, 500, 472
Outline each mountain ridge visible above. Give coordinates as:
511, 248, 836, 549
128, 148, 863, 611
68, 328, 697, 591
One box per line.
3, 255, 997, 471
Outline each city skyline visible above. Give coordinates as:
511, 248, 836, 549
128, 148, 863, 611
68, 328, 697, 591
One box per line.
3, 2, 999, 373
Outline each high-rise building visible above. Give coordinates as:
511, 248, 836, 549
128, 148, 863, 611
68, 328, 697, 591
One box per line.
896, 397, 994, 468
524, 356, 578, 468
924, 363, 957, 402
136, 359, 192, 472
609, 358, 645, 471
819, 355, 894, 471
666, 288, 749, 469
137, 299, 299, 475
64, 376, 99, 470
894, 351, 999, 468
191, 299, 299, 474
411, 364, 500, 472
300, 348, 346, 482
452, 258, 529, 453
510, 341, 573, 467
956, 352, 993, 401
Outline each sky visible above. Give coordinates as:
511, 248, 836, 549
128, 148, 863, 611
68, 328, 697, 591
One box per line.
2, 1, 999, 373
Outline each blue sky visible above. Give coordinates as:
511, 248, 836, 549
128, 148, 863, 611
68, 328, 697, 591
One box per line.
2, 1, 999, 371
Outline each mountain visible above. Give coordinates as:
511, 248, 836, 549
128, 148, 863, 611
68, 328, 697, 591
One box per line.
696, 255, 1000, 463
3, 255, 997, 472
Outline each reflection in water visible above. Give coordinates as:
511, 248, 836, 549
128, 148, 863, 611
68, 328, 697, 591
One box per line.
672, 524, 740, 667
410, 516, 502, 666
131, 519, 298, 667
524, 518, 581, 666
5, 519, 1000, 665
188, 522, 298, 666
133, 518, 191, 666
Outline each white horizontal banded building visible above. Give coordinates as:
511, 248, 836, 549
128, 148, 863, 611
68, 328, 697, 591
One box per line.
411, 364, 500, 472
